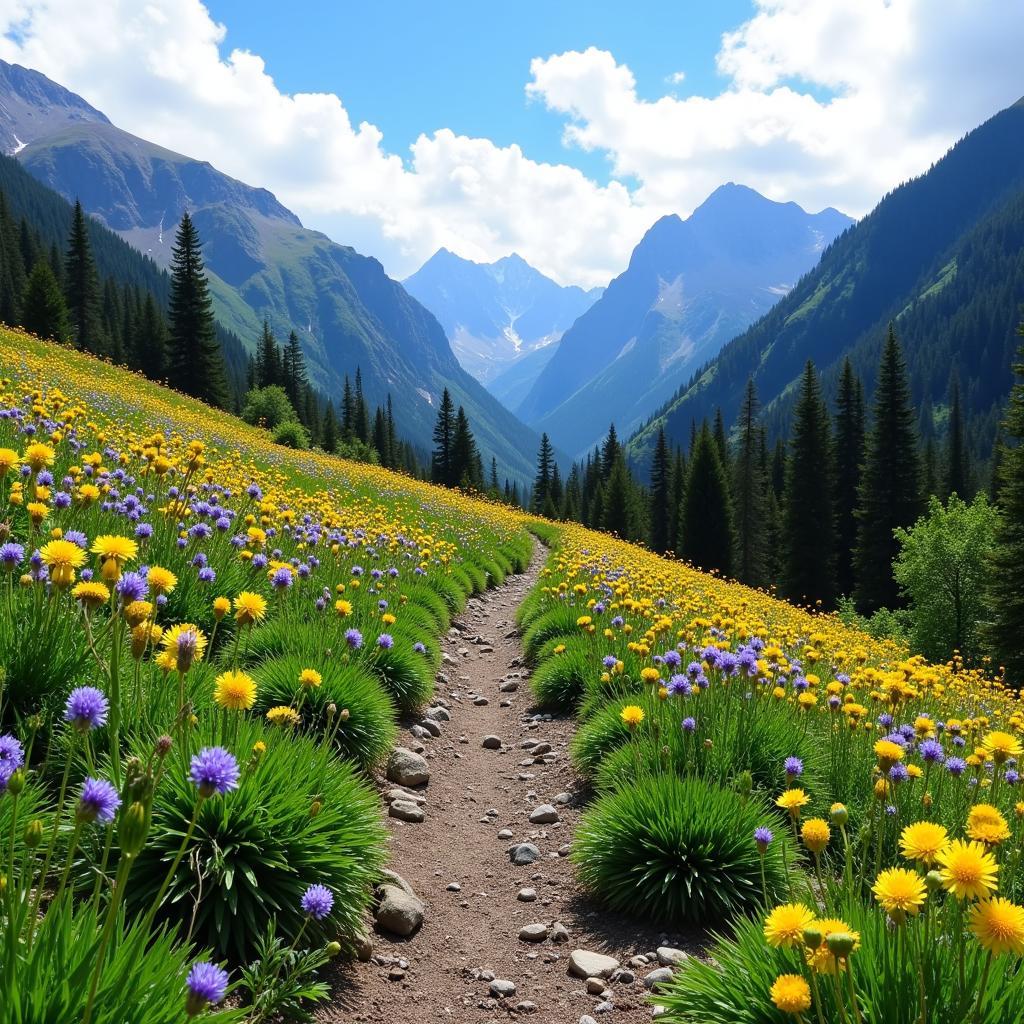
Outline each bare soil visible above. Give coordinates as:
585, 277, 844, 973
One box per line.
320, 544, 703, 1023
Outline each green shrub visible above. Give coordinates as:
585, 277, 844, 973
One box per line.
6, 897, 242, 1024
122, 720, 386, 961
242, 385, 298, 430
573, 775, 792, 925
458, 558, 487, 594
250, 654, 396, 770
657, 896, 1024, 1024
272, 419, 310, 450
369, 637, 434, 710
400, 582, 451, 632
522, 604, 583, 663
530, 636, 594, 710
426, 572, 467, 615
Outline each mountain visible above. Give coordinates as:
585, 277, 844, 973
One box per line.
0, 59, 541, 485
629, 97, 1024, 473
516, 184, 853, 457
403, 248, 601, 389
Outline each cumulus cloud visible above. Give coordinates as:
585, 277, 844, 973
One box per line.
0, 0, 1020, 288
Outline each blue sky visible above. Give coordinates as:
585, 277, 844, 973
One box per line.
205, 0, 753, 183
4, 0, 1020, 286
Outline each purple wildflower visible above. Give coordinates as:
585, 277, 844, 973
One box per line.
0, 733, 25, 771
345, 628, 363, 649
681, 717, 696, 733
784, 756, 804, 779
0, 542, 24, 570
754, 826, 774, 852
64, 687, 109, 731
377, 633, 394, 649
185, 962, 229, 1015
189, 747, 240, 798
300, 883, 334, 920
77, 777, 121, 824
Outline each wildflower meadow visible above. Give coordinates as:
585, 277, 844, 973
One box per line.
3, 325, 1024, 1022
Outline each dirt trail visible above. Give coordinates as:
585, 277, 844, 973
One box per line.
324, 544, 695, 1023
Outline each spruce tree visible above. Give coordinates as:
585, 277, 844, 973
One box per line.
679, 423, 734, 575
603, 456, 635, 539
282, 330, 308, 407
945, 375, 971, 499
853, 326, 922, 614
256, 320, 282, 388
166, 213, 228, 407
451, 406, 482, 489
353, 368, 370, 443
713, 407, 730, 469
489, 457, 500, 496
834, 358, 865, 598
373, 407, 388, 463
732, 379, 768, 586
668, 448, 686, 553
135, 293, 167, 382
322, 401, 339, 453
986, 323, 1024, 685
64, 200, 105, 353
431, 387, 455, 486
533, 433, 555, 513
341, 376, 355, 440
782, 361, 836, 607
21, 260, 70, 342
600, 424, 620, 480
648, 427, 672, 553
385, 396, 397, 468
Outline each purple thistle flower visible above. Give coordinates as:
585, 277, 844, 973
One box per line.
185, 961, 229, 1014
784, 756, 804, 778
345, 628, 363, 650
946, 757, 967, 776
116, 571, 148, 605
1006, 769, 1020, 786
0, 542, 24, 570
189, 747, 240, 798
413, 642, 426, 654
0, 733, 25, 770
300, 883, 334, 920
77, 777, 121, 824
602, 655, 618, 669
889, 763, 909, 783
681, 717, 696, 733
271, 567, 293, 590
754, 826, 774, 852
376, 633, 394, 649
918, 738, 945, 764
64, 687, 109, 731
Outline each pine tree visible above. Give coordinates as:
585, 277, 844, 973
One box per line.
603, 456, 635, 539
600, 424, 620, 480
21, 260, 70, 342
64, 200, 105, 353
489, 457, 500, 496
341, 375, 354, 440
668, 448, 686, 553
386, 396, 398, 468
679, 423, 734, 575
834, 358, 865, 598
431, 387, 456, 486
854, 326, 922, 614
945, 375, 971, 499
550, 462, 564, 511
353, 368, 370, 443
373, 407, 388, 464
648, 426, 672, 554
135, 293, 167, 382
255, 320, 282, 388
713, 407, 729, 469
533, 433, 555, 513
782, 361, 836, 607
451, 406, 482, 489
166, 213, 229, 407
282, 330, 308, 408
732, 379, 768, 586
986, 323, 1024, 685
322, 400, 339, 453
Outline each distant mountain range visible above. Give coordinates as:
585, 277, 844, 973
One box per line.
628, 96, 1024, 475
0, 59, 541, 485
404, 248, 601, 397
515, 184, 853, 457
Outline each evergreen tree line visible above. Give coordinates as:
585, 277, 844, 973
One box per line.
533, 324, 1001, 619
0, 189, 249, 405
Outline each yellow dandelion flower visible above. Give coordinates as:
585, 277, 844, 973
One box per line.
900, 821, 949, 865
763, 903, 816, 948
266, 706, 300, 727
214, 670, 257, 711
970, 898, 1024, 956
967, 804, 1011, 846
776, 788, 810, 817
23, 442, 55, 472
146, 566, 178, 595
801, 818, 830, 855
983, 731, 1023, 765
299, 668, 322, 689
620, 704, 645, 728
769, 974, 811, 1015
39, 538, 86, 587
71, 580, 110, 608
805, 918, 860, 974
234, 591, 268, 626
872, 868, 926, 919
937, 840, 999, 901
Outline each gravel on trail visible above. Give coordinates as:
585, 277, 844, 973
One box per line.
320, 543, 703, 1023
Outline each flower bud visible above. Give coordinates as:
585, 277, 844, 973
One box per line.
326, 703, 337, 721
826, 932, 856, 958
925, 870, 943, 892
310, 800, 322, 818
118, 800, 149, 857
735, 771, 753, 798
829, 803, 849, 827
325, 941, 342, 957
6, 768, 26, 796
155, 735, 173, 758
803, 925, 823, 950
340, 708, 350, 722
24, 818, 43, 849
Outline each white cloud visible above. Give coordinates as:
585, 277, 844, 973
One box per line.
0, 0, 1020, 289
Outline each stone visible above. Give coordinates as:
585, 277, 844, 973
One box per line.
529, 804, 559, 825
580, 1017, 598, 1024
386, 748, 430, 787
644, 967, 674, 991
353, 929, 373, 962
446, 882, 462, 891
550, 922, 570, 943
515, 1001, 537, 1014
474, 696, 490, 706
531, 742, 552, 755
410, 724, 431, 740
482, 735, 502, 750
586, 978, 607, 995
375, 882, 424, 936
517, 887, 537, 902
389, 800, 425, 823
499, 680, 519, 692
568, 950, 620, 980
553, 792, 572, 805
628, 955, 649, 968
490, 979, 517, 998
594, 1001, 614, 1014
425, 706, 451, 722
419, 719, 441, 737
519, 923, 549, 942
385, 788, 426, 806
509, 843, 540, 865
498, 829, 515, 840
615, 969, 636, 984
657, 946, 688, 967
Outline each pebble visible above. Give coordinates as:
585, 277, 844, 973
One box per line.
474, 696, 490, 706
425, 706, 451, 722
518, 923, 548, 943
498, 828, 515, 840
644, 967, 674, 991
553, 792, 572, 805
531, 742, 552, 755
499, 680, 519, 692
482, 735, 502, 749
586, 978, 607, 995
657, 946, 688, 967
509, 843, 540, 865
594, 1000, 614, 1014
517, 887, 537, 902
446, 882, 462, 891
569, 950, 620, 980
580, 1017, 598, 1024
515, 1001, 537, 1014
388, 800, 425, 823
550, 922, 570, 943
490, 979, 517, 998
529, 804, 559, 825
386, 748, 430, 787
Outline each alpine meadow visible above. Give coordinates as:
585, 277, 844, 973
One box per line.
2, 3, 1024, 1023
